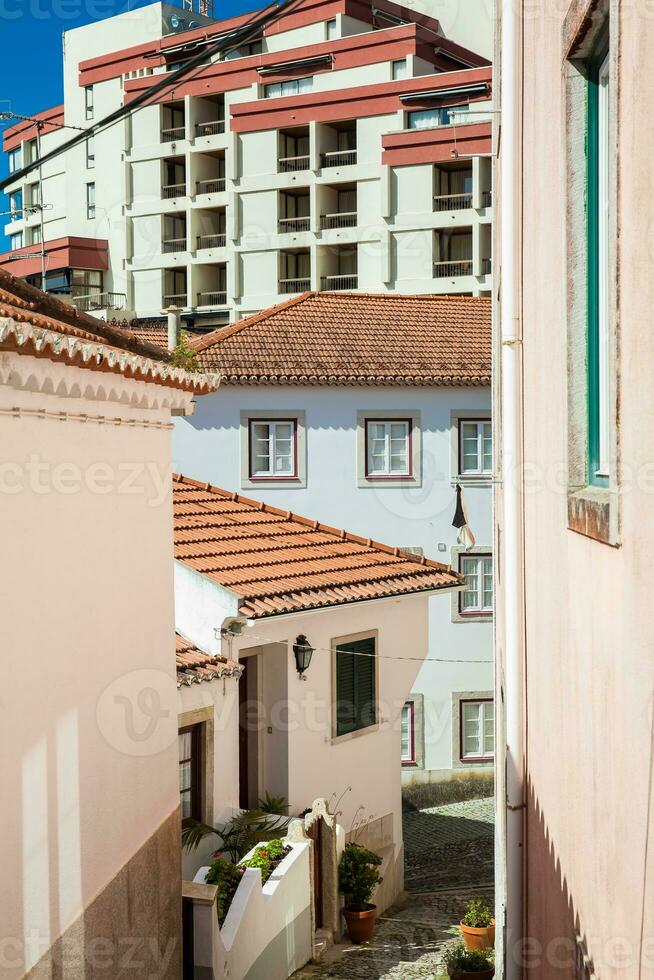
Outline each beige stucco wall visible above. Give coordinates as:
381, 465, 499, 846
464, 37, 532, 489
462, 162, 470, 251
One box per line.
496, 3, 654, 976
0, 350, 190, 977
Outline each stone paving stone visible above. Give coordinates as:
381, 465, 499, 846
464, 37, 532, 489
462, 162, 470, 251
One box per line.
292, 797, 495, 980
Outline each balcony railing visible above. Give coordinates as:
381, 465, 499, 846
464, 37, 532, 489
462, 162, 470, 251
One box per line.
196, 178, 226, 195
279, 277, 311, 293
161, 126, 185, 142
321, 149, 357, 168
197, 233, 226, 249
162, 182, 186, 199
433, 193, 472, 212
433, 259, 473, 277
162, 237, 187, 253
321, 274, 358, 291
482, 190, 492, 207
278, 216, 311, 233
278, 155, 310, 173
162, 292, 187, 307
321, 211, 357, 230
482, 257, 492, 274
195, 120, 225, 137
70, 291, 127, 313
197, 290, 227, 306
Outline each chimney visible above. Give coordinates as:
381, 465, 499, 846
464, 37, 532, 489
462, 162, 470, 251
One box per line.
167, 306, 181, 352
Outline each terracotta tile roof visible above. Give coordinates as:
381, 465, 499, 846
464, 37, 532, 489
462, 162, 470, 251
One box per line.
0, 270, 216, 394
127, 320, 169, 351
192, 292, 491, 386
176, 633, 243, 687
173, 474, 462, 618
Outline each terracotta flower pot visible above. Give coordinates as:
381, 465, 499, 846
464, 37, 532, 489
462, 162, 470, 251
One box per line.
447, 966, 495, 980
343, 904, 377, 944
460, 919, 495, 951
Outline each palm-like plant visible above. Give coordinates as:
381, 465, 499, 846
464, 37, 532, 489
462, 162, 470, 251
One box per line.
182, 797, 290, 863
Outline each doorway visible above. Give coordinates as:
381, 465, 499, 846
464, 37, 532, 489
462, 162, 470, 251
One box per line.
238, 654, 260, 809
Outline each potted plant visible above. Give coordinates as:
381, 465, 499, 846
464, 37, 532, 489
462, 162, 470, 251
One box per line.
460, 898, 495, 950
338, 842, 382, 944
443, 940, 494, 980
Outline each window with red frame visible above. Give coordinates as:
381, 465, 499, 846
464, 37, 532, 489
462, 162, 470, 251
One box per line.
365, 419, 411, 478
249, 419, 297, 479
400, 701, 415, 764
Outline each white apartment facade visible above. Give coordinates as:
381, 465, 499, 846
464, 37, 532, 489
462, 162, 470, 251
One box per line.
1, 0, 493, 328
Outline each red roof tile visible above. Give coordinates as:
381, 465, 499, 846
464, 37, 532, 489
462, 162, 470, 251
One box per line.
192, 292, 491, 386
173, 474, 462, 618
176, 633, 243, 686
0, 270, 216, 394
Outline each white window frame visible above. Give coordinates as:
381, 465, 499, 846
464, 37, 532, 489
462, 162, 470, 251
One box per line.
392, 58, 407, 80
265, 76, 313, 99
460, 698, 494, 762
28, 225, 41, 246
9, 231, 23, 250
85, 85, 94, 121
8, 148, 21, 174
86, 182, 96, 220
240, 411, 306, 489
365, 418, 411, 478
325, 17, 337, 39
400, 701, 415, 764
459, 553, 493, 616
8, 190, 22, 218
249, 419, 297, 479
86, 136, 95, 169
596, 51, 610, 478
357, 410, 421, 488
459, 419, 492, 477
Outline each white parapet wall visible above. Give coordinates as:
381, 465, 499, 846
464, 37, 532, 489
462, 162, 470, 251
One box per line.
192, 823, 313, 980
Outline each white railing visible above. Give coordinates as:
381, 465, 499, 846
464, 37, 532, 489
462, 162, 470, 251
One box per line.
196, 178, 226, 194
278, 216, 311, 233
161, 126, 186, 142
433, 193, 472, 212
279, 277, 311, 293
196, 120, 225, 137
433, 259, 473, 277
278, 154, 310, 173
321, 211, 357, 229
197, 290, 227, 306
162, 182, 186, 199
321, 274, 358, 290
321, 149, 357, 167
70, 291, 127, 312
197, 233, 226, 249
162, 292, 187, 307
162, 237, 187, 253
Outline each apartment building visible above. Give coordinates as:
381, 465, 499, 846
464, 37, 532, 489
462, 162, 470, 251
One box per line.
1, 0, 493, 328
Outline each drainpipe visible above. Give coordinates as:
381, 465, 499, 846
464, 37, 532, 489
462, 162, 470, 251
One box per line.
500, 0, 525, 976
167, 306, 181, 351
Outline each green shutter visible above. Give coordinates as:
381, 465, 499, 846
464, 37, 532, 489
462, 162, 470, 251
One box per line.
336, 637, 376, 736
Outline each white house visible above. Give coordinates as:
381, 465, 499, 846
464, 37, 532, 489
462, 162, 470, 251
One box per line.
171, 473, 463, 927
0, 269, 214, 978
170, 291, 494, 787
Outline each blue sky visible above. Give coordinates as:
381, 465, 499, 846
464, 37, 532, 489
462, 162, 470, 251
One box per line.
0, 0, 261, 251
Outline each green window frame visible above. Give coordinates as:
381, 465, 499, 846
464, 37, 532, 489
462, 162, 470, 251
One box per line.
335, 636, 376, 737
586, 40, 610, 488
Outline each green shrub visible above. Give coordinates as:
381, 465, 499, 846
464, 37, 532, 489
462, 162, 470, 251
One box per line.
170, 330, 200, 372
240, 837, 289, 884
462, 898, 494, 928
402, 775, 494, 812
443, 941, 494, 974
338, 843, 382, 912
205, 858, 244, 926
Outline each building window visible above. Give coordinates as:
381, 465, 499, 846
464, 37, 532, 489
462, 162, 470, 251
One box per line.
587, 47, 611, 484
265, 77, 313, 98
26, 183, 40, 207
326, 17, 337, 39
71, 268, 103, 299
9, 231, 23, 251
8, 148, 21, 174
28, 139, 39, 163
249, 419, 297, 479
86, 136, 95, 169
85, 85, 94, 120
365, 419, 411, 477
459, 420, 492, 475
335, 635, 376, 737
459, 554, 493, 615
400, 701, 415, 764
392, 58, 407, 80
460, 699, 494, 761
408, 105, 468, 129
28, 225, 41, 246
8, 190, 22, 218
86, 182, 96, 219
178, 724, 202, 823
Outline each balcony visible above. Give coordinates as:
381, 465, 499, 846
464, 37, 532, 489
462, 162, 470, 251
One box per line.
162, 292, 187, 307
162, 182, 186, 200
161, 126, 185, 143
482, 190, 492, 207
321, 274, 357, 290
321, 211, 356, 230
196, 178, 225, 194
321, 149, 357, 168
278, 155, 310, 174
482, 257, 492, 274
433, 259, 473, 277
162, 237, 187, 254
197, 290, 227, 306
70, 291, 127, 313
197, 233, 226, 249
433, 193, 472, 212
278, 216, 310, 233
195, 120, 225, 137
279, 277, 310, 294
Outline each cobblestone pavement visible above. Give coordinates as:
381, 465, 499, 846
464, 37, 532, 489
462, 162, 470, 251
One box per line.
293, 797, 494, 980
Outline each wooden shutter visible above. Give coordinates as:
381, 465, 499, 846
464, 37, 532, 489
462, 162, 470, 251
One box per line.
336, 637, 376, 736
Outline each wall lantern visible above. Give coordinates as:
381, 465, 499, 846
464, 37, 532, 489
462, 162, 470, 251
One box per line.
293, 634, 314, 679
